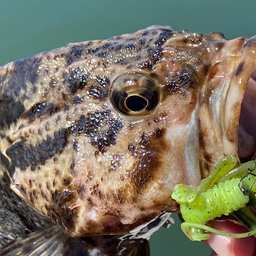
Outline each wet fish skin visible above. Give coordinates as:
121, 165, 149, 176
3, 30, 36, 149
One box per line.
0, 25, 206, 237
1, 25, 256, 255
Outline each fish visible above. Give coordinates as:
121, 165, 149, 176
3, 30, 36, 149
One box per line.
0, 25, 256, 255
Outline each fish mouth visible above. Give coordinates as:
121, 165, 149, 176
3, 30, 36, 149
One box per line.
195, 35, 256, 178
222, 37, 256, 163
239, 73, 256, 160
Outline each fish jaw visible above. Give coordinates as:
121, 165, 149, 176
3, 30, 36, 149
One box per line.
197, 35, 256, 178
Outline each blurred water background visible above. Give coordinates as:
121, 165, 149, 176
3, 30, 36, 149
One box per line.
0, 1, 255, 255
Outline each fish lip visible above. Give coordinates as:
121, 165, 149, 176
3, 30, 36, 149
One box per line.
229, 36, 256, 161
196, 35, 256, 178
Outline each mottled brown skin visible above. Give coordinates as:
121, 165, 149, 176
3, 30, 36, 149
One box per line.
1, 25, 256, 241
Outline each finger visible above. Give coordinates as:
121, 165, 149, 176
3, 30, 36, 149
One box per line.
203, 221, 256, 256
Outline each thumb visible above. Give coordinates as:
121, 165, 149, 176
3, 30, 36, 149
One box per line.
203, 221, 256, 256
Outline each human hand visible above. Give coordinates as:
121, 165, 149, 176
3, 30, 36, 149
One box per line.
203, 219, 256, 255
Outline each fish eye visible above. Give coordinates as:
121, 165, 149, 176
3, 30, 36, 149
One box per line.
110, 72, 160, 117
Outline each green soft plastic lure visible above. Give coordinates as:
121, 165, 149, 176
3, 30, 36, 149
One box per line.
171, 156, 256, 241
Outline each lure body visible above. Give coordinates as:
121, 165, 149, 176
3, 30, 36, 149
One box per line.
179, 178, 249, 223
172, 156, 256, 241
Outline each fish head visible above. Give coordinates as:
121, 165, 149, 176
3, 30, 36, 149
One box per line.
1, 25, 256, 237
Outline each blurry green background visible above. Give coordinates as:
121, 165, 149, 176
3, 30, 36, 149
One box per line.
0, 1, 255, 255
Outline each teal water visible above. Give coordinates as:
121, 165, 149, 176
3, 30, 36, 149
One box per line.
0, 1, 255, 255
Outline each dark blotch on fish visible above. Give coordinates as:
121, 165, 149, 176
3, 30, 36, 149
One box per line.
66, 44, 85, 65
154, 30, 174, 46
22, 102, 61, 122
0, 97, 25, 129
128, 128, 167, 195
67, 68, 89, 94
165, 68, 198, 94
6, 57, 42, 94
5, 128, 70, 172
88, 75, 110, 100
72, 95, 83, 105
71, 111, 123, 152
88, 85, 108, 100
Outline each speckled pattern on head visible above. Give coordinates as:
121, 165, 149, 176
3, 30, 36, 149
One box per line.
1, 25, 256, 238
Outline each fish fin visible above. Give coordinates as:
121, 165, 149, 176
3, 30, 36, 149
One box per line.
120, 212, 173, 241
118, 212, 173, 256
0, 172, 51, 248
118, 238, 150, 256
0, 226, 69, 256
1, 226, 139, 256
0, 226, 95, 256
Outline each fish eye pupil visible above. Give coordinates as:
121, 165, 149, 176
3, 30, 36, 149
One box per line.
125, 95, 147, 112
